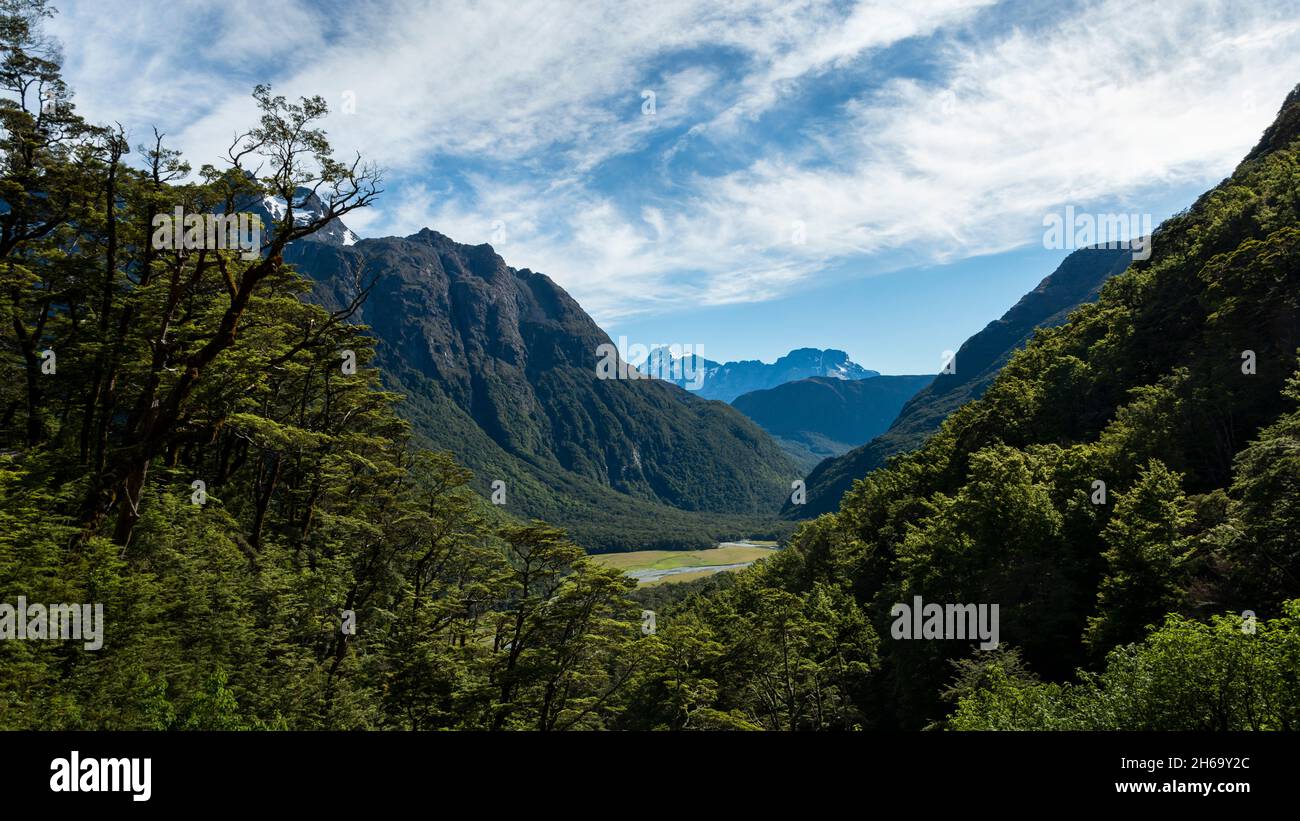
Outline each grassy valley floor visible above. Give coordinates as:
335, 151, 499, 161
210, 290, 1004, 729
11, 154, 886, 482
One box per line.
591, 541, 780, 586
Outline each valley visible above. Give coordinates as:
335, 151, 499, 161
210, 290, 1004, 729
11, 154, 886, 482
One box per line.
592, 541, 780, 585
6, 0, 1300, 748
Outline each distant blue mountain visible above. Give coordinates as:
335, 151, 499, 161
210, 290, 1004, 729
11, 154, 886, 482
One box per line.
732, 374, 933, 471
643, 346, 879, 402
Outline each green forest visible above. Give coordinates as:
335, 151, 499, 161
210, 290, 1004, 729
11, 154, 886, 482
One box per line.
2, 0, 1298, 731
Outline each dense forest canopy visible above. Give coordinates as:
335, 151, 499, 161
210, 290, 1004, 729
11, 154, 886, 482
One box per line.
1, 0, 1297, 730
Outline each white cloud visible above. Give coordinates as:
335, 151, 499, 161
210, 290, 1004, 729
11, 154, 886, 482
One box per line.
532, 0, 1300, 321
46, 0, 1300, 325
699, 0, 1300, 273
707, 0, 996, 130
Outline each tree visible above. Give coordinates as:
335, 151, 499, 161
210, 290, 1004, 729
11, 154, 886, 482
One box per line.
1220, 362, 1300, 607
1084, 459, 1193, 653
950, 603, 1300, 731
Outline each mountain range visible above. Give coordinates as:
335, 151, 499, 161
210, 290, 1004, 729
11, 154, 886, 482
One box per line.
278, 206, 1137, 538
644, 345, 879, 402
11, 1, 1300, 739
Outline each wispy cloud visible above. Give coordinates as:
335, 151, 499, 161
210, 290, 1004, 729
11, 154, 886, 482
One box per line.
49, 0, 1300, 324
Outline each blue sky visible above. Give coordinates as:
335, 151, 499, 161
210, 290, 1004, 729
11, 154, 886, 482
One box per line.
48, 0, 1300, 373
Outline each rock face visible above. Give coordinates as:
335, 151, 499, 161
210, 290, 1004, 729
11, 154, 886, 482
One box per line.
283, 228, 797, 546
732, 374, 934, 471
785, 244, 1136, 517
645, 346, 879, 402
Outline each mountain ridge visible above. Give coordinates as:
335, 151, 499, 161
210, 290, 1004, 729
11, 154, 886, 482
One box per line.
645, 345, 879, 401
732, 374, 933, 471
283, 227, 799, 549
785, 244, 1136, 517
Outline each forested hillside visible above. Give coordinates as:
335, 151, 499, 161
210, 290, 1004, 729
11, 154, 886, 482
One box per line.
711, 82, 1300, 728
789, 245, 1134, 517
0, 5, 654, 728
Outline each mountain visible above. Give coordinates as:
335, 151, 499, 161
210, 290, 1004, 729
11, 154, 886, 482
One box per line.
283, 229, 798, 550
785, 244, 1135, 517
234, 180, 363, 248
254, 189, 361, 247
645, 346, 879, 401
732, 374, 933, 471
630, 83, 1300, 727
749, 81, 1300, 727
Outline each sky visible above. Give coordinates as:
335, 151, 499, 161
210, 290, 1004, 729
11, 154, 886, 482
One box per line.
47, 0, 1300, 373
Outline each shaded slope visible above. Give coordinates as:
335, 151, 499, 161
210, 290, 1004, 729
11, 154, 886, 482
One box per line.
284, 230, 798, 549
786, 245, 1134, 517
733, 374, 933, 470
770, 82, 1300, 726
